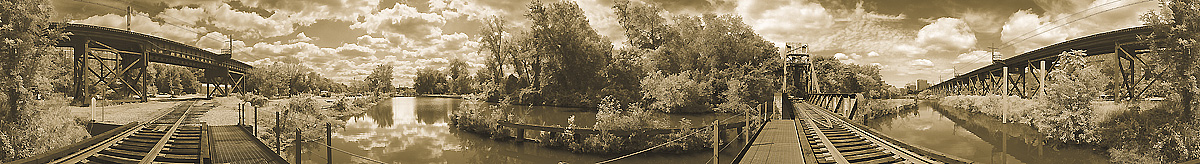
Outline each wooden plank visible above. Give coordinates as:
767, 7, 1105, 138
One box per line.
738, 120, 803, 164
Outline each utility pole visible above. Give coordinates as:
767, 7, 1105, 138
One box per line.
126, 5, 132, 31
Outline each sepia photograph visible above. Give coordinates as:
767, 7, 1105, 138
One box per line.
1, 0, 1198, 163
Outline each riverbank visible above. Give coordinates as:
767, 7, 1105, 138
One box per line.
934, 95, 1200, 163
449, 99, 744, 154
242, 94, 388, 158
857, 99, 917, 122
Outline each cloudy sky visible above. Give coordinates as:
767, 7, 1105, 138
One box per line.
50, 0, 1158, 87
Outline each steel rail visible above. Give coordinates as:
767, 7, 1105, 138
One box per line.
138, 102, 195, 163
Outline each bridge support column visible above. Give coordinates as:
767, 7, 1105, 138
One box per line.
1039, 61, 1046, 96
72, 38, 90, 106
1002, 67, 1009, 96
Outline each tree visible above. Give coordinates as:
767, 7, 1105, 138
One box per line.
518, 0, 613, 106
1142, 0, 1200, 119
0, 0, 89, 161
447, 58, 470, 94
414, 67, 446, 94
365, 64, 393, 93
613, 0, 673, 50
480, 16, 507, 85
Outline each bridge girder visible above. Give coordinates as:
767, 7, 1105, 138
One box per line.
58, 23, 253, 106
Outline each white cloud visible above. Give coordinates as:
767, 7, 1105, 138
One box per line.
954, 50, 994, 64
908, 59, 934, 67
738, 0, 835, 42
291, 33, 315, 42
72, 13, 205, 47
352, 4, 446, 39
1001, 10, 1073, 54
916, 18, 976, 52
203, 3, 295, 39
238, 0, 380, 24
158, 7, 205, 26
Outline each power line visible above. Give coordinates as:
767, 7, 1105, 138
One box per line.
999, 0, 1153, 50
951, 0, 1152, 75
73, 0, 230, 45
998, 0, 1134, 47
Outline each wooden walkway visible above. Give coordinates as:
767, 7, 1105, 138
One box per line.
738, 119, 803, 164
210, 126, 289, 164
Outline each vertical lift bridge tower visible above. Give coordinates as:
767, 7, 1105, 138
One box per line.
785, 43, 819, 98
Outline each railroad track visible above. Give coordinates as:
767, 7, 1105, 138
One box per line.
795, 103, 940, 164
53, 101, 214, 164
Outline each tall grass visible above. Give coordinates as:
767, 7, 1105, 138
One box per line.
939, 95, 1038, 123
450, 97, 722, 154
0, 95, 90, 162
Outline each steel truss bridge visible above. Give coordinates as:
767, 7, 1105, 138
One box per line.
925, 26, 1157, 98
53, 23, 252, 105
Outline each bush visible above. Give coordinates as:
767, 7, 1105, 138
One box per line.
0, 95, 90, 162
1029, 50, 1105, 144
641, 71, 711, 113
593, 96, 669, 130
449, 102, 512, 139
1099, 104, 1200, 163
858, 99, 916, 121
939, 95, 1037, 122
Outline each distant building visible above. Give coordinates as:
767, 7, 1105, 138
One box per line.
916, 79, 930, 91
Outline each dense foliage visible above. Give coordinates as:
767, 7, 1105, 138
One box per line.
150, 64, 201, 95
811, 56, 899, 99
1031, 50, 1106, 144
245, 62, 347, 97
365, 64, 393, 93
0, 0, 90, 161
1101, 0, 1200, 162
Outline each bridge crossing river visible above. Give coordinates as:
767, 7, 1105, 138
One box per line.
736, 95, 972, 164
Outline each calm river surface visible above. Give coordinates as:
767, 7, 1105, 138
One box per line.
292, 97, 747, 164
865, 101, 1111, 164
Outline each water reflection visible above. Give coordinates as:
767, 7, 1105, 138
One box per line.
866, 101, 1110, 164
294, 97, 746, 164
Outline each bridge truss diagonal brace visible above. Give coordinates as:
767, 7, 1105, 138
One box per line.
71, 38, 149, 106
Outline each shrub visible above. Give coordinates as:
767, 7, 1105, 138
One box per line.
449, 102, 512, 139
641, 71, 711, 113
938, 95, 1037, 122
1099, 104, 1200, 163
593, 96, 669, 130
0, 95, 89, 162
1029, 50, 1106, 144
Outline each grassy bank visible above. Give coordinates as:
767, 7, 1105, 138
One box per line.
937, 95, 1199, 163
449, 99, 745, 154
857, 99, 917, 121
240, 94, 387, 153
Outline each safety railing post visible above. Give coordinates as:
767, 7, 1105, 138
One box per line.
327, 123, 332, 164
295, 128, 301, 164
254, 105, 258, 137
712, 120, 718, 164
276, 111, 281, 154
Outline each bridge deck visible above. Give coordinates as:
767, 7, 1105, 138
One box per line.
210, 126, 289, 164
738, 119, 803, 164
739, 100, 949, 164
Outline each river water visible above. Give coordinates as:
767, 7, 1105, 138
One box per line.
293, 97, 1110, 163
291, 97, 748, 164
865, 101, 1111, 164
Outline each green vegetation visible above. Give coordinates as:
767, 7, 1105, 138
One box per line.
0, 0, 91, 161
1102, 1, 1200, 162
857, 99, 917, 121
412, 59, 474, 95
245, 62, 348, 97
364, 64, 393, 93
449, 98, 719, 154
448, 0, 781, 112
811, 57, 902, 99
